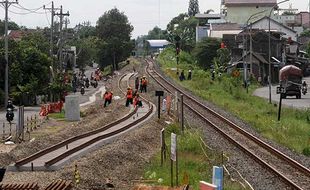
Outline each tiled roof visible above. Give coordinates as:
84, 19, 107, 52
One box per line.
225, 0, 276, 6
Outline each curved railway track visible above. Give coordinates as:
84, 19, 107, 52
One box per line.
146, 59, 310, 190
10, 73, 154, 171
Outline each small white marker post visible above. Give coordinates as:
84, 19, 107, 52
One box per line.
170, 133, 178, 187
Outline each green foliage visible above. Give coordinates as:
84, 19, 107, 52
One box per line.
96, 8, 134, 70
0, 19, 19, 36
76, 23, 96, 38
303, 147, 310, 156
144, 125, 245, 189
0, 31, 52, 105
193, 37, 221, 69
146, 26, 167, 40
301, 30, 310, 37
188, 0, 199, 16
213, 48, 230, 74
306, 39, 310, 57
166, 14, 198, 52
71, 36, 100, 70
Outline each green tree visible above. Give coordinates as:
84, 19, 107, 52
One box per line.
96, 8, 134, 71
74, 36, 100, 69
301, 30, 310, 37
213, 48, 230, 73
193, 37, 221, 69
188, 0, 199, 17
0, 19, 19, 36
75, 23, 96, 38
166, 13, 198, 52
146, 26, 167, 39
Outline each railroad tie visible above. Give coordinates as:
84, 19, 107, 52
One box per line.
0, 182, 39, 190
44, 179, 72, 190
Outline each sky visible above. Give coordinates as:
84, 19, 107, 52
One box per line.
0, 0, 308, 38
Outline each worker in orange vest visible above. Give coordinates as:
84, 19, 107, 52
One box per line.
104, 91, 113, 107
126, 87, 133, 107
141, 76, 148, 93
133, 92, 142, 108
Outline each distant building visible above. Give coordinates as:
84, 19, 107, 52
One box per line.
295, 12, 310, 28
1, 29, 37, 41
208, 23, 242, 38
146, 40, 170, 55
196, 26, 209, 42
250, 16, 297, 41
223, 0, 276, 24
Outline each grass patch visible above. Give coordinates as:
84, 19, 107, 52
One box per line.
144, 124, 247, 190
48, 111, 65, 120
157, 48, 310, 155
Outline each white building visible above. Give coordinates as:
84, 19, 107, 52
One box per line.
250, 16, 297, 41
224, 0, 276, 25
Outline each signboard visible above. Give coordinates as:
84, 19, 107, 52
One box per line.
276, 86, 286, 94
212, 166, 223, 190
171, 133, 177, 161
155, 90, 164, 97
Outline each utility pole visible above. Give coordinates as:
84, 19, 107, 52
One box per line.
1, 0, 18, 108
43, 1, 60, 61
55, 6, 69, 72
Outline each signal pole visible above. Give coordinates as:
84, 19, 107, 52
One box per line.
0, 0, 18, 108
55, 6, 69, 71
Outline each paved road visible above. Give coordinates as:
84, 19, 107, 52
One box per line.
253, 77, 310, 110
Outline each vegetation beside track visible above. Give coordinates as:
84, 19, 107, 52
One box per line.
157, 48, 310, 156
144, 124, 246, 190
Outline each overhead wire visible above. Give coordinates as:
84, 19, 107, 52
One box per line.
45, 9, 50, 26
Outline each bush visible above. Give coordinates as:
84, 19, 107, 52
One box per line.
302, 147, 310, 156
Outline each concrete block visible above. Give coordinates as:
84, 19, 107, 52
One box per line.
65, 95, 80, 121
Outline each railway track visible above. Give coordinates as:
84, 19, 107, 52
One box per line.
146, 59, 310, 190
9, 73, 154, 171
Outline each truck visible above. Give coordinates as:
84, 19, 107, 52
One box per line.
279, 65, 303, 99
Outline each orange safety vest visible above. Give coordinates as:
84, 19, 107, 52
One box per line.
134, 96, 139, 106
127, 89, 133, 99
104, 93, 109, 100
142, 79, 147, 86
107, 92, 112, 100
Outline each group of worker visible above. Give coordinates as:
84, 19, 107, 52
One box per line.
135, 76, 148, 93
103, 76, 148, 108
125, 87, 141, 107
126, 76, 148, 107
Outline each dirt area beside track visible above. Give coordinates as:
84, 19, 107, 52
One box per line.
0, 59, 170, 190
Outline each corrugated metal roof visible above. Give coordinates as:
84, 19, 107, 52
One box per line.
147, 40, 170, 48
211, 23, 242, 31
225, 0, 276, 6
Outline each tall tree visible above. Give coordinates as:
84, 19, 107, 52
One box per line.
193, 37, 221, 69
166, 13, 198, 52
96, 8, 134, 70
188, 0, 199, 17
